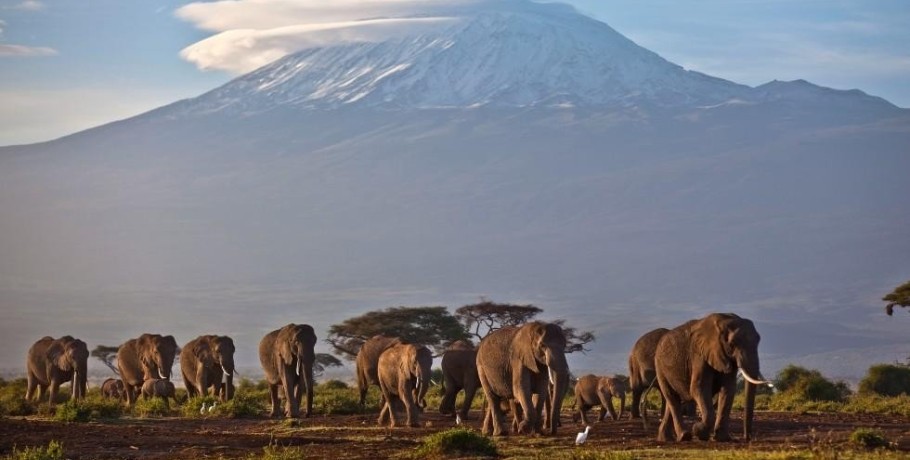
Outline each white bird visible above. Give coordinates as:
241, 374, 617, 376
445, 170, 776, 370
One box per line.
208, 401, 217, 413
575, 426, 592, 445
455, 413, 462, 426
199, 402, 208, 415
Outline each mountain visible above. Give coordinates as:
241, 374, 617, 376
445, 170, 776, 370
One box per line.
1, 0, 908, 380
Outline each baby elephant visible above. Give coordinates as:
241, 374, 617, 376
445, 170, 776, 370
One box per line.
141, 379, 179, 408
101, 378, 126, 401
573, 374, 627, 425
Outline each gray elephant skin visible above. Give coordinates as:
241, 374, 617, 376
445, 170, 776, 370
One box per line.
476, 321, 570, 436
355, 335, 403, 406
25, 336, 88, 405
628, 327, 669, 419
439, 339, 480, 420
181, 335, 236, 401
377, 342, 433, 428
259, 323, 317, 418
654, 312, 769, 442
573, 374, 627, 424
117, 333, 179, 405
101, 378, 126, 401
141, 378, 179, 409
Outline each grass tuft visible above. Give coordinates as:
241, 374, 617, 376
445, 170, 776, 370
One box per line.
414, 427, 498, 459
849, 428, 891, 450
5, 440, 65, 460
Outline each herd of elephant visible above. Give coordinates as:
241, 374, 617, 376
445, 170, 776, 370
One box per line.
23, 313, 771, 442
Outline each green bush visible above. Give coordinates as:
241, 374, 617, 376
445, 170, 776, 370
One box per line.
216, 391, 265, 418
773, 365, 850, 402
0, 379, 36, 417
313, 386, 364, 415
6, 440, 65, 460
858, 364, 910, 397
132, 396, 172, 418
849, 428, 890, 449
319, 379, 349, 390
53, 396, 121, 422
182, 395, 218, 418
415, 427, 498, 459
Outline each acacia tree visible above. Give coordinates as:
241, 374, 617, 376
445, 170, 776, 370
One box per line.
884, 280, 910, 316
314, 353, 343, 378
454, 300, 595, 353
326, 306, 470, 359
91, 345, 120, 374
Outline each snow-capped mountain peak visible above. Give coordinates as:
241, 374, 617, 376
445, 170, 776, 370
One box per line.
171, 1, 750, 116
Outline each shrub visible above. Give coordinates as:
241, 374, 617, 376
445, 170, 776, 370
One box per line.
132, 396, 172, 418
773, 365, 850, 402
6, 440, 65, 460
216, 391, 265, 418
182, 396, 218, 418
319, 379, 349, 390
849, 428, 890, 449
313, 386, 363, 415
415, 427, 498, 459
0, 379, 36, 417
53, 397, 121, 422
859, 364, 910, 397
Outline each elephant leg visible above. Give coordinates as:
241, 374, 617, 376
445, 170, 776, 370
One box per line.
461, 383, 478, 420
575, 395, 588, 425
656, 378, 688, 442
488, 394, 506, 436
25, 374, 38, 401
439, 382, 458, 416
48, 379, 60, 406
600, 391, 618, 421
399, 383, 419, 428
713, 378, 736, 442
267, 384, 281, 418
281, 367, 299, 418
691, 379, 715, 442
630, 385, 642, 419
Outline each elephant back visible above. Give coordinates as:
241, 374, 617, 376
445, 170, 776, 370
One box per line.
25, 336, 56, 384
356, 335, 404, 386
441, 344, 478, 383
476, 326, 521, 398
629, 328, 670, 387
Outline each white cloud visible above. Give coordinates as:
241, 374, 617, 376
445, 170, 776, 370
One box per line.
0, 43, 56, 57
5, 0, 45, 11
175, 0, 487, 74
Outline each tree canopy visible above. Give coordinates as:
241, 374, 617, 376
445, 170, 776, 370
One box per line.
326, 306, 470, 359
314, 353, 343, 377
454, 300, 595, 353
91, 345, 119, 374
883, 280, 910, 316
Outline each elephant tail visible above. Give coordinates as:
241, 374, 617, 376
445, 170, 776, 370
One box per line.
640, 377, 659, 430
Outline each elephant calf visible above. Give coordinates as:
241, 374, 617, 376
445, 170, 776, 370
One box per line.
572, 374, 627, 425
141, 379, 179, 409
101, 378, 126, 401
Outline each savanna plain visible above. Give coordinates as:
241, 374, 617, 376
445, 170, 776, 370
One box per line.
2, 375, 909, 460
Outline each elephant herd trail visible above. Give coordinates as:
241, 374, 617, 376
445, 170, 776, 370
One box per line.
2, 411, 910, 459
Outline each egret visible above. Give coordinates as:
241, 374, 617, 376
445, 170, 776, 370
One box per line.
208, 401, 217, 413
455, 413, 462, 426
199, 402, 208, 415
575, 425, 592, 445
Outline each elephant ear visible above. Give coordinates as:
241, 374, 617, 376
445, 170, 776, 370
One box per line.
46, 340, 67, 369
692, 314, 735, 373
163, 335, 178, 354
277, 324, 296, 366
513, 323, 542, 374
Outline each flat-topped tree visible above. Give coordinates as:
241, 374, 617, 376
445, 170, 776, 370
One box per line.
326, 306, 469, 359
883, 280, 910, 316
455, 300, 594, 353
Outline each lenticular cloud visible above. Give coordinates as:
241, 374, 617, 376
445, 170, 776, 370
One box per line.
175, 0, 489, 74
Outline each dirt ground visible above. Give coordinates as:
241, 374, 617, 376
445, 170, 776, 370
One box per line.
2, 410, 909, 459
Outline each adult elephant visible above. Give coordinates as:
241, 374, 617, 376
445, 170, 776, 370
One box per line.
573, 374, 627, 424
101, 378, 126, 401
439, 340, 480, 420
181, 335, 236, 401
259, 323, 317, 418
376, 342, 433, 428
25, 336, 88, 405
355, 335, 403, 406
654, 313, 771, 442
628, 327, 670, 419
476, 321, 570, 436
117, 334, 179, 405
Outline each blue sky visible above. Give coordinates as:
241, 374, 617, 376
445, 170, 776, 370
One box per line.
1, 0, 908, 146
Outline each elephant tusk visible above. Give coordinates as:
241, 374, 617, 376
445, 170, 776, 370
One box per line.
221, 365, 231, 383
548, 368, 556, 387
739, 368, 774, 388
415, 377, 421, 390
158, 369, 167, 380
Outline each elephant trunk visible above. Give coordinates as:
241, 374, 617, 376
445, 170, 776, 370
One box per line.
744, 381, 756, 440
546, 351, 569, 435
416, 365, 431, 409
617, 391, 626, 420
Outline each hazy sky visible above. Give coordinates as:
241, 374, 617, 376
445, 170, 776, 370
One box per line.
0, 0, 908, 146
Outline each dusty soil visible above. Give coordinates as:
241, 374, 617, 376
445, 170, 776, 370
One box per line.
1, 410, 909, 459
